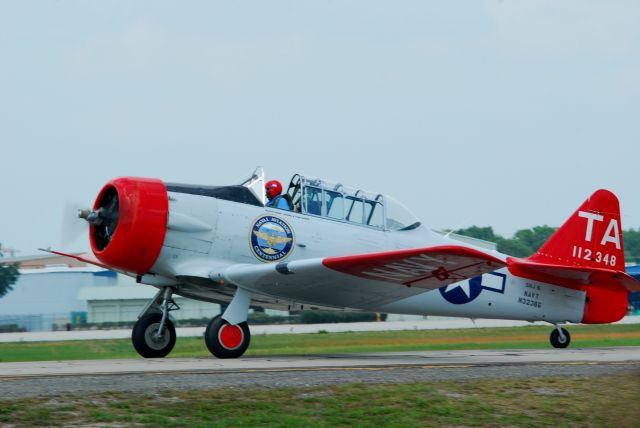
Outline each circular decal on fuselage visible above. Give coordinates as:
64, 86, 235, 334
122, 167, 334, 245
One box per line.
249, 215, 295, 262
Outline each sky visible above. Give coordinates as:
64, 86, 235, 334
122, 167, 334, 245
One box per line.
1, 1, 639, 256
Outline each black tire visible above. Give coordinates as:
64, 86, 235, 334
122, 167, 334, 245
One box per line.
131, 313, 176, 358
204, 315, 250, 359
550, 328, 571, 349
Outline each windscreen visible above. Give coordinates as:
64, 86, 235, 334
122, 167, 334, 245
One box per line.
385, 195, 421, 231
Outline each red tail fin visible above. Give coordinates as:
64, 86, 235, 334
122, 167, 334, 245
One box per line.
529, 189, 625, 271
508, 190, 635, 324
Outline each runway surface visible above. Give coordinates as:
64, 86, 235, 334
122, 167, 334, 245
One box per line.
1, 347, 639, 398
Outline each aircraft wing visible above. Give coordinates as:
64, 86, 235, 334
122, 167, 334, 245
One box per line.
223, 246, 507, 308
39, 248, 112, 270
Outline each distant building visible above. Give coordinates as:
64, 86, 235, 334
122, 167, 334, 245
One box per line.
77, 274, 220, 324
0, 253, 220, 331
627, 265, 640, 313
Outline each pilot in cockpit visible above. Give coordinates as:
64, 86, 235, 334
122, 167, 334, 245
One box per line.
265, 180, 291, 210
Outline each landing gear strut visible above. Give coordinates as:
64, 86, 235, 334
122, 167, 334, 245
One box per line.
132, 287, 179, 358
550, 325, 571, 349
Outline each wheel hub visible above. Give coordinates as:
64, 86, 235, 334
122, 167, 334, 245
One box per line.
218, 324, 244, 350
144, 323, 170, 350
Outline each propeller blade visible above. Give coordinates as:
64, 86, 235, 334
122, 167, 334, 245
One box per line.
59, 202, 89, 250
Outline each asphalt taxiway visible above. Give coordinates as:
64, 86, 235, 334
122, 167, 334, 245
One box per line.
1, 347, 638, 398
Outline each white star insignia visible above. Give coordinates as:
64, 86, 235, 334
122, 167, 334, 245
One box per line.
443, 281, 471, 298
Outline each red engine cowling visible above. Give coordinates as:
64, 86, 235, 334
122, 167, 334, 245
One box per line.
90, 177, 168, 274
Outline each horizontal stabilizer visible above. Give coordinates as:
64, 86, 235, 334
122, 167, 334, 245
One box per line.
508, 257, 640, 293
510, 188, 640, 294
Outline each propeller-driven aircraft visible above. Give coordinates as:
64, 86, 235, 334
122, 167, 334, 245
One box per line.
46, 167, 639, 358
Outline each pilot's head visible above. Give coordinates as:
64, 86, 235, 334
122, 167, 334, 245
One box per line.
265, 180, 283, 200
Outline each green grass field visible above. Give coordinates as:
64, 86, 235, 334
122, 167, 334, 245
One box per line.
1, 375, 639, 427
0, 323, 638, 363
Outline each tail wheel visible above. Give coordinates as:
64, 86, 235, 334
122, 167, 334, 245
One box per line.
205, 315, 250, 359
550, 328, 571, 349
132, 313, 176, 358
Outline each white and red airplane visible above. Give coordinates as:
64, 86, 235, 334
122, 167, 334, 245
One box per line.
46, 168, 639, 359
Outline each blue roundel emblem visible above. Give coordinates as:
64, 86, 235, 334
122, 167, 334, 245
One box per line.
249, 216, 295, 262
439, 276, 483, 305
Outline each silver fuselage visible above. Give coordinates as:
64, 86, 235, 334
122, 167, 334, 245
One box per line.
147, 191, 584, 324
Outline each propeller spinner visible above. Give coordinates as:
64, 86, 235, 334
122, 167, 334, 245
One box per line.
79, 186, 120, 250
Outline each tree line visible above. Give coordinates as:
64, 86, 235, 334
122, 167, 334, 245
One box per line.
454, 225, 640, 264
0, 243, 19, 298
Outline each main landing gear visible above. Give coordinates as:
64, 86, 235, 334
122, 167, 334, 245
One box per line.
132, 286, 252, 359
204, 315, 251, 358
132, 287, 179, 358
550, 325, 571, 349
204, 287, 252, 359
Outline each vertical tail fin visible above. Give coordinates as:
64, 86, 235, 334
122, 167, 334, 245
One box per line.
509, 189, 635, 324
529, 189, 625, 271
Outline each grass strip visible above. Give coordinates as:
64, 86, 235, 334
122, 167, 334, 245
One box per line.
0, 374, 638, 427
0, 323, 638, 363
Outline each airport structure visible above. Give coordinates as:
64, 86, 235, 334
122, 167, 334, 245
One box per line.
627, 265, 640, 313
0, 253, 220, 331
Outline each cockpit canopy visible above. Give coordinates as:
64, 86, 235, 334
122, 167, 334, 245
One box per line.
285, 175, 420, 231
240, 167, 421, 231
